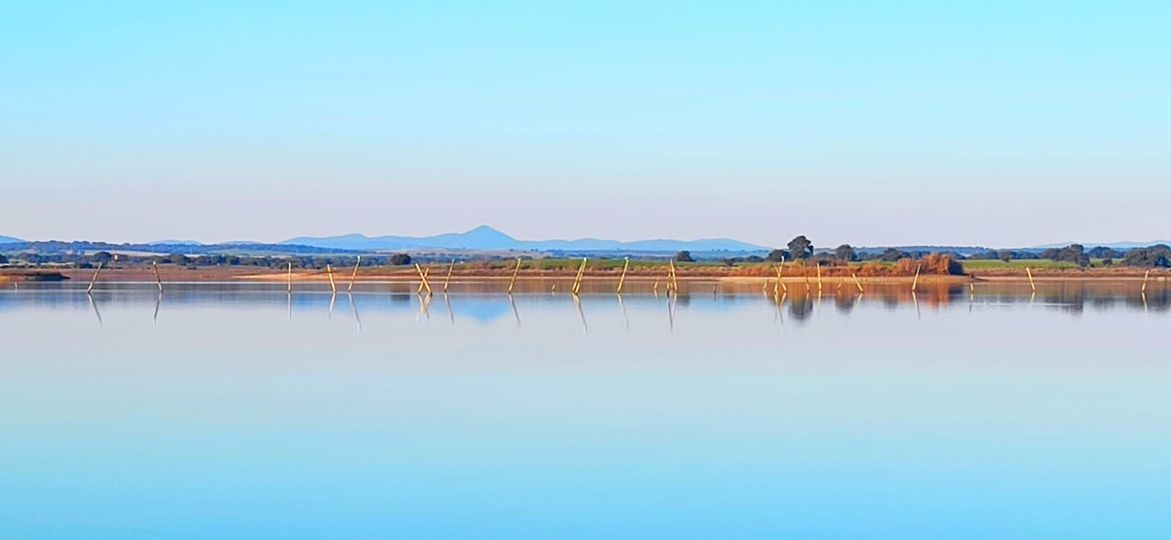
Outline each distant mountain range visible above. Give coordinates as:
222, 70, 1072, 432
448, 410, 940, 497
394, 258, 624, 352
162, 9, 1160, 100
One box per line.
0, 235, 22, 244
1034, 240, 1171, 250
283, 225, 768, 253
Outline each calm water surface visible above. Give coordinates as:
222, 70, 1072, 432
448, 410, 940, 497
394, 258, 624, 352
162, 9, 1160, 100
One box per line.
2, 282, 1169, 539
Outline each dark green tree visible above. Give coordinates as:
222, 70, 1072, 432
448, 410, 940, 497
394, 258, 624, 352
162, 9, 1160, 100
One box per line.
787, 236, 813, 260
674, 250, 694, 263
834, 244, 857, 262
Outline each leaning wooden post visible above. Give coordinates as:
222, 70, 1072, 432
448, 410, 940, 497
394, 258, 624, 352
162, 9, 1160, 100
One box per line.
507, 257, 522, 294
1025, 266, 1036, 292
616, 257, 630, 294
774, 262, 788, 294
1142, 270, 1150, 294
414, 263, 432, 295
443, 259, 455, 292
852, 272, 864, 293
347, 256, 361, 293
326, 264, 337, 293
152, 261, 164, 293
572, 258, 588, 295
912, 263, 922, 292
86, 262, 104, 293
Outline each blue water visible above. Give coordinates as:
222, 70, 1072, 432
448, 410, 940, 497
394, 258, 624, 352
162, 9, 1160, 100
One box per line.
2, 283, 1169, 538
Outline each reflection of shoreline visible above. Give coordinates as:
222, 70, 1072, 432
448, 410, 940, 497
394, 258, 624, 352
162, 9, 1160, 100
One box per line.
2, 283, 1168, 320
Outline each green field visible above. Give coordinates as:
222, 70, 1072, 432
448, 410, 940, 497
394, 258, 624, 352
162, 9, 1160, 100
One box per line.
960, 259, 1112, 271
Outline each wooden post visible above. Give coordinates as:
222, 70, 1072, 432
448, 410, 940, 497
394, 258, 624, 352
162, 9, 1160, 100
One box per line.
616, 257, 630, 294
572, 258, 587, 295
152, 261, 164, 293
443, 259, 455, 292
326, 264, 337, 293
852, 272, 864, 293
86, 262, 103, 293
347, 256, 361, 293
774, 262, 788, 293
507, 257, 522, 294
415, 264, 432, 295
1142, 270, 1150, 293
1026, 266, 1036, 292
816, 262, 823, 291
912, 263, 921, 292
287, 261, 293, 293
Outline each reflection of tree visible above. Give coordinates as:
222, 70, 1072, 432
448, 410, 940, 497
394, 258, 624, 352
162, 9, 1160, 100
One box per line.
833, 293, 857, 314
788, 296, 814, 322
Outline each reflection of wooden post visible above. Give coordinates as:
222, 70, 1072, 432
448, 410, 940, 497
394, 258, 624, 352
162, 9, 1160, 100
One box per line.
287, 261, 293, 292
152, 261, 164, 292
507, 257, 522, 294
1142, 270, 1150, 293
415, 263, 432, 295
86, 262, 104, 293
326, 264, 337, 293
852, 272, 864, 293
616, 257, 630, 294
912, 263, 921, 292
1026, 267, 1036, 292
443, 259, 455, 292
347, 256, 361, 293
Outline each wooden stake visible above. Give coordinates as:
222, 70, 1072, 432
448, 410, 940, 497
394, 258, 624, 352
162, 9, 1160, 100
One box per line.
326, 264, 337, 293
912, 263, 921, 292
443, 259, 455, 292
347, 256, 361, 293
507, 257, 522, 294
1026, 266, 1036, 292
616, 257, 630, 294
816, 262, 823, 291
1142, 270, 1150, 293
287, 262, 293, 292
86, 262, 103, 293
852, 272, 864, 293
572, 258, 587, 295
414, 263, 432, 295
152, 261, 163, 292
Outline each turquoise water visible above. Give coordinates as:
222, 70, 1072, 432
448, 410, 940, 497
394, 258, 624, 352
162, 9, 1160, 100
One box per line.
2, 283, 1169, 539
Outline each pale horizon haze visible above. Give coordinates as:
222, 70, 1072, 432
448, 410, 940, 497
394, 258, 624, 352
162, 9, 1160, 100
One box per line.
2, 1, 1168, 248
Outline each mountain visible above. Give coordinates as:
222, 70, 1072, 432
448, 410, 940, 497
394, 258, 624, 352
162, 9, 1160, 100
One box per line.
1034, 240, 1171, 250
0, 235, 23, 244
284, 225, 766, 253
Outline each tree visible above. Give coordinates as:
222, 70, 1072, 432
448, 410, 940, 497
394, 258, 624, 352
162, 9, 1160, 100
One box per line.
880, 248, 909, 262
766, 249, 789, 262
834, 244, 857, 262
674, 250, 694, 263
1041, 244, 1090, 267
787, 236, 813, 260
389, 253, 412, 266
1123, 245, 1171, 268
0, 254, 8, 264
93, 251, 114, 265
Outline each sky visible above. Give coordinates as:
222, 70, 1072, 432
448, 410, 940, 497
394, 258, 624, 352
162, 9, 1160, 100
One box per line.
1, 1, 1168, 248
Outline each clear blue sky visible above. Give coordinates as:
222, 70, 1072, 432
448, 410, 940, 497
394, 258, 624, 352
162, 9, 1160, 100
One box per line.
2, 1, 1167, 247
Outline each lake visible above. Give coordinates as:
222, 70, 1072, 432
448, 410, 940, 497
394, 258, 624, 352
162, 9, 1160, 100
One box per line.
2, 281, 1169, 539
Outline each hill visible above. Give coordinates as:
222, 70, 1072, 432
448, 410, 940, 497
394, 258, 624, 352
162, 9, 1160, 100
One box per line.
284, 225, 767, 253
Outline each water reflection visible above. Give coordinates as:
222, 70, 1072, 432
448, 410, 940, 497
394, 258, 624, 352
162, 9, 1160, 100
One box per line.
1, 280, 1168, 331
